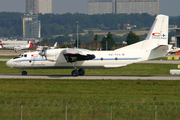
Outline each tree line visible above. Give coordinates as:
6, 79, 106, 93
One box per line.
0, 12, 179, 38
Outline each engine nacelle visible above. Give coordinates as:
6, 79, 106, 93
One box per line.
45, 49, 56, 61
44, 49, 67, 63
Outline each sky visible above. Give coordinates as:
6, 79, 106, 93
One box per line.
0, 0, 179, 16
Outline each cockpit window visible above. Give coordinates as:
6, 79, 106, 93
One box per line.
19, 54, 22, 57
13, 54, 21, 59
13, 56, 19, 59
13, 54, 26, 59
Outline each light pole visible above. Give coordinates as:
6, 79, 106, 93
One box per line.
76, 21, 79, 48
106, 41, 108, 51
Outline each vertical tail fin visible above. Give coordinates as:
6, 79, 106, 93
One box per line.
54, 42, 57, 48
115, 14, 169, 51
29, 42, 33, 48
141, 14, 169, 50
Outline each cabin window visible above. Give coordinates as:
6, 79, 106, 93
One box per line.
115, 57, 118, 60
24, 54, 27, 57
101, 58, 103, 61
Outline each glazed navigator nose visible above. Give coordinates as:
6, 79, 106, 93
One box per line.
6, 59, 14, 68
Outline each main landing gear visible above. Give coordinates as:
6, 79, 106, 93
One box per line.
71, 68, 85, 77
71, 61, 85, 77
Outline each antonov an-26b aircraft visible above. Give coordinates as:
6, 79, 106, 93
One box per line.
6, 14, 171, 76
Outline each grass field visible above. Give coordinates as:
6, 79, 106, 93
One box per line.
1, 79, 180, 120
1, 79, 180, 100
0, 55, 17, 59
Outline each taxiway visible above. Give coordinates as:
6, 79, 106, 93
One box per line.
0, 74, 180, 80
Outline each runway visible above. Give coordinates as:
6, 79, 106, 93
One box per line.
0, 74, 180, 80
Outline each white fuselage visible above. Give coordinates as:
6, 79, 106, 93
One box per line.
6, 49, 148, 70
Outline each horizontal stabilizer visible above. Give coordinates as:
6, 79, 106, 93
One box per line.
152, 45, 172, 52
148, 44, 172, 60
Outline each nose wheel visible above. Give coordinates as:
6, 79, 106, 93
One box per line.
22, 70, 27, 75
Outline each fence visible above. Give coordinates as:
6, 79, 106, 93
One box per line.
1, 99, 180, 120
1, 99, 180, 109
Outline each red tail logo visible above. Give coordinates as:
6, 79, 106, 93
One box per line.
0, 41, 4, 48
29, 42, 33, 48
29, 42, 36, 49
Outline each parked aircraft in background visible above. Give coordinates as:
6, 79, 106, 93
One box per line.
6, 15, 172, 76
0, 40, 36, 51
14, 41, 36, 52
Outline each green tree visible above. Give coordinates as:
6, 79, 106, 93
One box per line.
101, 32, 115, 50
127, 32, 140, 45
42, 37, 49, 43
87, 30, 94, 41
94, 34, 98, 41
99, 24, 105, 29
61, 44, 72, 48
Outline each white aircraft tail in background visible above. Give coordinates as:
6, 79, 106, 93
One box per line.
50, 42, 57, 49
54, 42, 57, 48
6, 14, 172, 76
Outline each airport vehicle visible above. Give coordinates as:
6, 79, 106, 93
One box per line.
6, 14, 171, 76
168, 47, 180, 54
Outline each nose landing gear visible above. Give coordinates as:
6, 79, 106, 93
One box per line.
22, 70, 27, 75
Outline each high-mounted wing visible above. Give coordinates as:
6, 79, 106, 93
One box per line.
63, 49, 95, 62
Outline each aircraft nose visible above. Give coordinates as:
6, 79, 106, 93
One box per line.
6, 59, 14, 68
